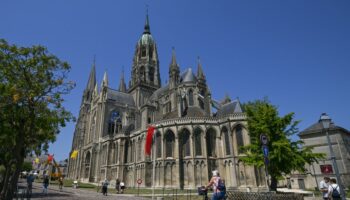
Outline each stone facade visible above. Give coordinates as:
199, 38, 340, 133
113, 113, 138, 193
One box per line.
286, 117, 350, 190
67, 14, 267, 191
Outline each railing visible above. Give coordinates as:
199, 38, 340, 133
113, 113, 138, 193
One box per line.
226, 191, 304, 200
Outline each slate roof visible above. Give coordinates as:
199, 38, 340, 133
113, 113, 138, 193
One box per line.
299, 121, 350, 136
216, 99, 243, 117
180, 68, 197, 83
149, 84, 169, 102
107, 88, 135, 106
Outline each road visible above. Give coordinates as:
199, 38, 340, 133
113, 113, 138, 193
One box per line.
15, 180, 145, 200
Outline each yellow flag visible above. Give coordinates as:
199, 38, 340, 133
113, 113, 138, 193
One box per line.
70, 150, 78, 159
35, 158, 40, 164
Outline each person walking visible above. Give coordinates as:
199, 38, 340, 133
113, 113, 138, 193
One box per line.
319, 177, 330, 200
328, 178, 341, 200
58, 176, 64, 191
26, 173, 35, 198
120, 181, 125, 194
42, 175, 49, 195
204, 170, 226, 200
115, 178, 120, 194
102, 179, 109, 196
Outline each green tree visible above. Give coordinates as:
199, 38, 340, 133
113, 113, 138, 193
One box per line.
21, 161, 33, 172
240, 99, 324, 191
0, 39, 75, 199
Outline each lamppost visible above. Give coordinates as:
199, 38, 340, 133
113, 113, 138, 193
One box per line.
319, 113, 346, 200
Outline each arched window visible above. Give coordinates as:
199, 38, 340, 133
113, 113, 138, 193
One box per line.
194, 128, 202, 156
108, 111, 122, 135
124, 140, 129, 163
84, 152, 91, 178
236, 125, 244, 154
141, 46, 146, 57
137, 139, 142, 161
140, 66, 146, 82
222, 127, 231, 155
149, 67, 155, 83
188, 89, 194, 106
165, 131, 175, 158
199, 90, 205, 109
115, 143, 119, 164
206, 128, 216, 157
180, 129, 191, 157
156, 132, 162, 158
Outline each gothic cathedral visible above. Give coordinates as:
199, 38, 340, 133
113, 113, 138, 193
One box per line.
68, 14, 267, 191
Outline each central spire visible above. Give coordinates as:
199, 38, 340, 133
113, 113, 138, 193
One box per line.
144, 7, 151, 34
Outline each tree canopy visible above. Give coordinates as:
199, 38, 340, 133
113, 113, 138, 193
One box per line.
0, 39, 75, 199
240, 99, 324, 191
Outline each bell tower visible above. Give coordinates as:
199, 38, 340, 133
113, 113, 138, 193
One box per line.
128, 12, 161, 108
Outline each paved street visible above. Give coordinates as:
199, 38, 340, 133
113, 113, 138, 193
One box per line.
16, 180, 145, 200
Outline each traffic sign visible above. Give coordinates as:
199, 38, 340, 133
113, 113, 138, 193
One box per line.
262, 145, 269, 157
260, 134, 268, 145
137, 179, 142, 185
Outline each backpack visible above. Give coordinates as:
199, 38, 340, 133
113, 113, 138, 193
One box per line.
215, 177, 226, 192
332, 185, 340, 198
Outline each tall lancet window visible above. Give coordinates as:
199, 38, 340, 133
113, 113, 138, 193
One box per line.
165, 130, 175, 158
149, 67, 155, 83
140, 66, 146, 82
188, 89, 194, 106
236, 125, 244, 154
222, 127, 231, 155
141, 46, 146, 57
108, 111, 122, 135
194, 128, 202, 156
206, 128, 216, 157
156, 132, 162, 158
180, 129, 191, 157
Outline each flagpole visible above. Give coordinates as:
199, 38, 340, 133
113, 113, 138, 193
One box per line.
152, 132, 156, 200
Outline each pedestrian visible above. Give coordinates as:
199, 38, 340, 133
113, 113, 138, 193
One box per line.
204, 170, 226, 200
26, 173, 35, 198
120, 181, 125, 194
58, 176, 64, 191
319, 177, 330, 200
102, 179, 109, 196
42, 175, 49, 195
73, 177, 78, 189
328, 178, 341, 200
115, 178, 120, 194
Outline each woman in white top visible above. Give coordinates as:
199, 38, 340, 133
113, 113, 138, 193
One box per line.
328, 178, 341, 200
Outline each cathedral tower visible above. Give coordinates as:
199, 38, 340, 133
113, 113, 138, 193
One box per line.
128, 13, 161, 108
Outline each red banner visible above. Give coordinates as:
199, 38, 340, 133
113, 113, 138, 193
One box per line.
320, 164, 333, 174
145, 126, 155, 155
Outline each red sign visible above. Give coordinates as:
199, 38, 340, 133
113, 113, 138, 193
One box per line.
320, 164, 333, 174
137, 179, 142, 185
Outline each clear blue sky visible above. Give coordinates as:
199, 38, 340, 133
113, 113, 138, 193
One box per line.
1, 0, 349, 161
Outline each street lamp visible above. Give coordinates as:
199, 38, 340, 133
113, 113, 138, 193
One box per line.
319, 113, 346, 200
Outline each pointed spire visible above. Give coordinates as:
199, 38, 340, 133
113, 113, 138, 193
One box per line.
197, 56, 205, 80
118, 69, 127, 93
144, 6, 151, 34
86, 57, 96, 91
101, 71, 108, 88
170, 47, 178, 68
93, 83, 98, 97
